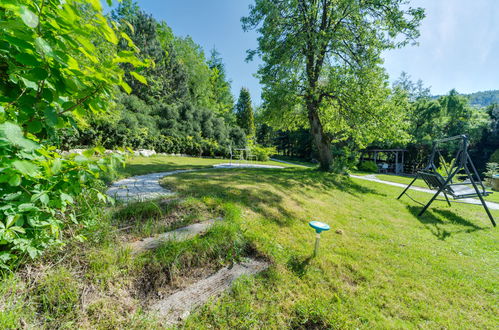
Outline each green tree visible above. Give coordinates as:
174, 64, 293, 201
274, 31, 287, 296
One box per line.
174, 36, 214, 108
243, 0, 424, 171
208, 48, 235, 121
112, 0, 187, 103
235, 88, 255, 137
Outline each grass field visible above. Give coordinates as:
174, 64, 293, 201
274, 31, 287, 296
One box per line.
1, 156, 497, 328
119, 155, 296, 177
160, 166, 499, 328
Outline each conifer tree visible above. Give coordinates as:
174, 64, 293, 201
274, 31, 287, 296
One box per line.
235, 88, 255, 137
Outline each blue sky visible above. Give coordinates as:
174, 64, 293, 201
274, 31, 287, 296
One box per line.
108, 0, 499, 104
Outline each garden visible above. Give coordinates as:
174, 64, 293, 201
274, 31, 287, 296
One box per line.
1, 0, 498, 328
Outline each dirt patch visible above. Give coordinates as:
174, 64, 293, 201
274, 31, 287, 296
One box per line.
150, 258, 269, 325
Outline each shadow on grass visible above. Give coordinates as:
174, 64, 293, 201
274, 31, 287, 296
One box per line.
286, 254, 313, 278
120, 163, 211, 177
163, 168, 384, 227
407, 205, 486, 240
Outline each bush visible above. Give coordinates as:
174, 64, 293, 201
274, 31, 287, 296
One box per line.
250, 144, 276, 161
0, 136, 121, 269
358, 160, 378, 172
489, 150, 499, 163
485, 163, 498, 178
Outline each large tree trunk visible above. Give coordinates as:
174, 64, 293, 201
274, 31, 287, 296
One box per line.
307, 102, 332, 171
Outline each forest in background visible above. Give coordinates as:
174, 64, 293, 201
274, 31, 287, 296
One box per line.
56, 1, 497, 174
61, 0, 263, 159
259, 73, 498, 174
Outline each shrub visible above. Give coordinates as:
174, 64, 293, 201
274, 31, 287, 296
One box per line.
489, 150, 499, 163
485, 163, 498, 178
249, 144, 276, 161
0, 0, 143, 269
358, 160, 378, 172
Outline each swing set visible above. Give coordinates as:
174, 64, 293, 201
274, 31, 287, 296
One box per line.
397, 135, 496, 227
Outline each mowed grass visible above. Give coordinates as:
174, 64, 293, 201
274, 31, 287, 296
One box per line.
160, 167, 499, 328
120, 155, 295, 177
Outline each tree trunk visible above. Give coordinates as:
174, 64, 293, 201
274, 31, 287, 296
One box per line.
307, 102, 332, 171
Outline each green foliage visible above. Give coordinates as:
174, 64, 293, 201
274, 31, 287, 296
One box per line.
0, 0, 143, 268
243, 0, 424, 170
208, 48, 236, 121
485, 163, 498, 178
489, 149, 499, 163
235, 87, 255, 137
249, 143, 276, 162
69, 1, 244, 154
358, 161, 378, 173
460, 90, 499, 108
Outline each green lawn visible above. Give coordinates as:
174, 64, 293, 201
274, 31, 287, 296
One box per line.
160, 167, 498, 328
120, 155, 296, 177
1, 157, 497, 328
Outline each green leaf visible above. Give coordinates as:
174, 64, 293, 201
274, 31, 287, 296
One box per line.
8, 174, 21, 186
60, 193, 74, 204
130, 72, 147, 85
44, 107, 58, 126
119, 80, 132, 94
18, 6, 39, 28
32, 191, 49, 205
10, 226, 26, 234
0, 122, 39, 151
82, 149, 94, 158
20, 77, 38, 90
6, 215, 18, 228
51, 159, 62, 175
34, 37, 53, 56
87, 0, 102, 11
13, 160, 40, 177
18, 203, 39, 212
27, 121, 43, 134
15, 53, 39, 66
26, 68, 48, 81
121, 32, 134, 47
3, 192, 22, 201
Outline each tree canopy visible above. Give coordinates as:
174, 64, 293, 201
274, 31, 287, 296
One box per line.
243, 0, 425, 171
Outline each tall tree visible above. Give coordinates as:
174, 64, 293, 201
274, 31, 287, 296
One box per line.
208, 48, 235, 120
112, 0, 188, 103
243, 0, 424, 171
235, 88, 255, 137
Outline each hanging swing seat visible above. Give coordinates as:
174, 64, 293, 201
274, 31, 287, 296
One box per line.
417, 170, 493, 199
398, 135, 496, 227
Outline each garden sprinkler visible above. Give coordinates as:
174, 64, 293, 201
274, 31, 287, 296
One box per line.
309, 221, 330, 257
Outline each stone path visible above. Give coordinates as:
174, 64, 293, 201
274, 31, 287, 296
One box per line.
130, 218, 222, 252
107, 164, 284, 203
107, 170, 195, 202
150, 258, 269, 325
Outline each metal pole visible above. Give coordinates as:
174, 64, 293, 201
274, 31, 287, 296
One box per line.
313, 233, 320, 257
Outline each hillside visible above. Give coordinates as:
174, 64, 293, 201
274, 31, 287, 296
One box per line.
466, 90, 499, 107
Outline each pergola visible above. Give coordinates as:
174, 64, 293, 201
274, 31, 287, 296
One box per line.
360, 149, 407, 174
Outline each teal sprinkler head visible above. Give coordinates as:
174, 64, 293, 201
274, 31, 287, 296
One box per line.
309, 221, 330, 257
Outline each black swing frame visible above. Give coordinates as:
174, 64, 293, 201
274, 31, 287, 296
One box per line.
397, 135, 496, 227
